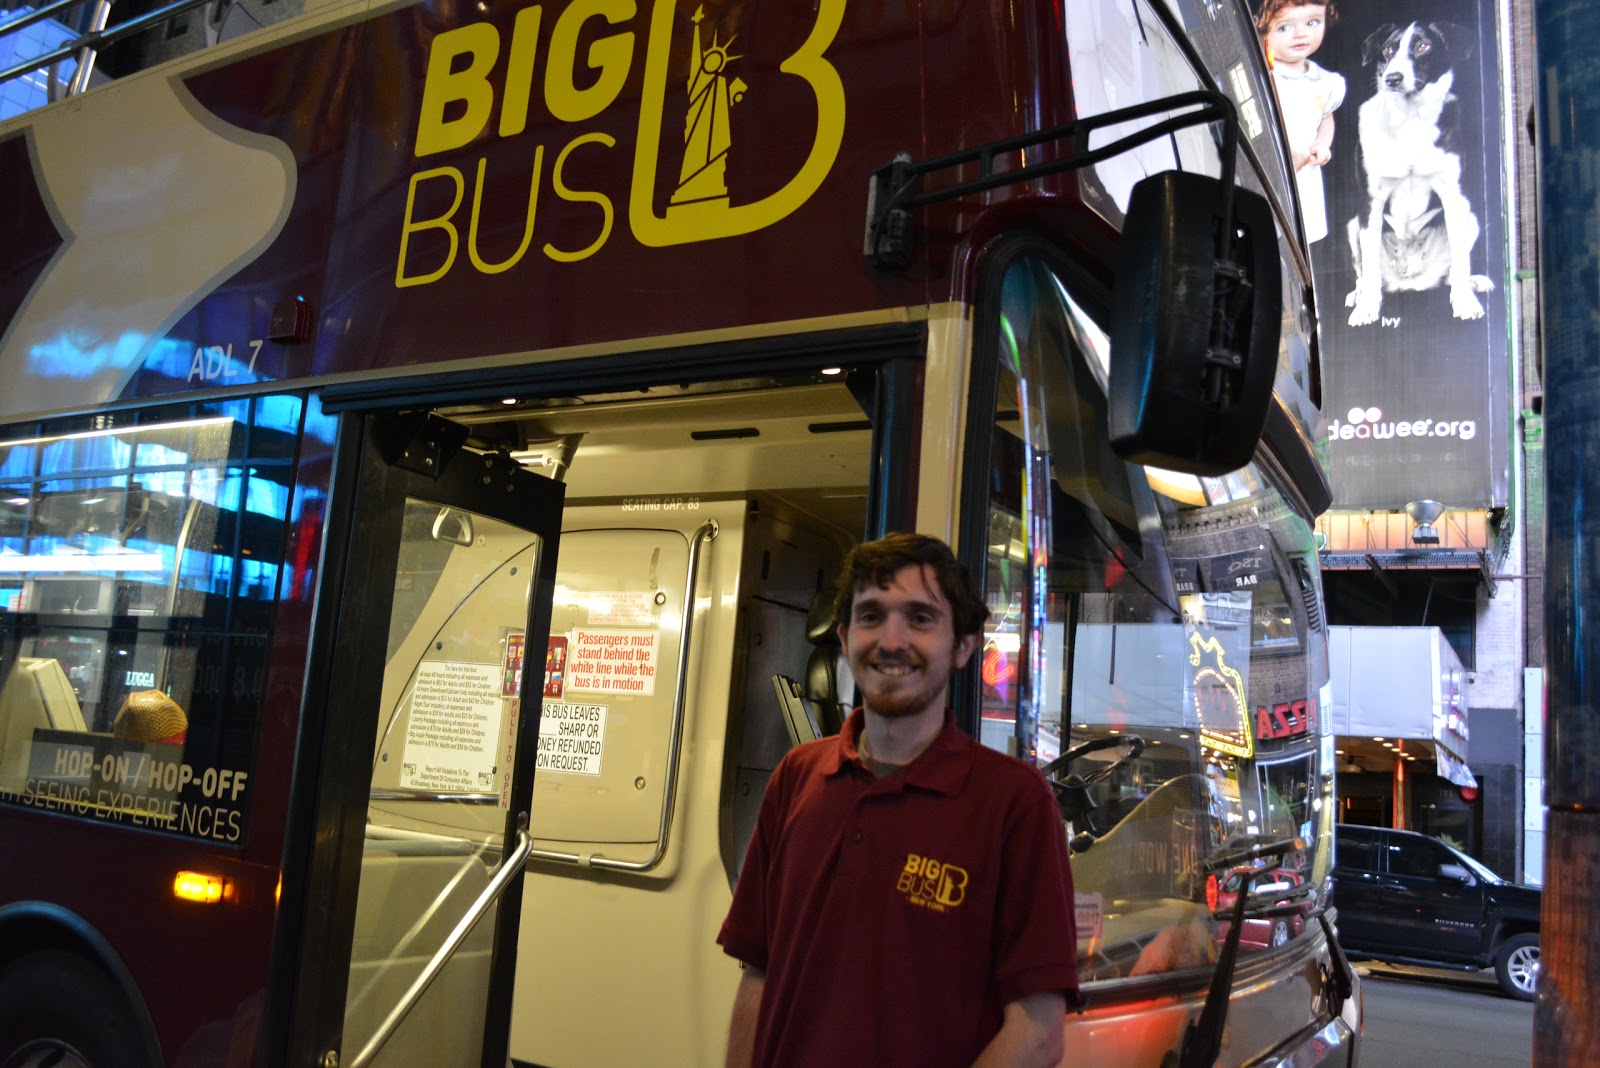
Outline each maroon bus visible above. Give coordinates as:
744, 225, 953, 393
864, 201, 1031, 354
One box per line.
0, 0, 1358, 1065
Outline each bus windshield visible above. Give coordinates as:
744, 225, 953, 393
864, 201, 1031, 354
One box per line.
971, 249, 1332, 986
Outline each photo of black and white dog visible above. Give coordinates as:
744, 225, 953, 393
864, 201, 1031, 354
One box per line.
1344, 20, 1495, 326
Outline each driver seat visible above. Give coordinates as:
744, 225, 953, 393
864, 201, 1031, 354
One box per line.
802, 590, 850, 735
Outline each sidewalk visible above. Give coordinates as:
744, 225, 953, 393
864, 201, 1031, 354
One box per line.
1355, 961, 1501, 994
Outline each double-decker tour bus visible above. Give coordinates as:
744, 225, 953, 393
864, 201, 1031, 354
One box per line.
0, 0, 1360, 1065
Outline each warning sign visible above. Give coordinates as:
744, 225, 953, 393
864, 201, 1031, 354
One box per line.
400, 661, 505, 793
535, 702, 607, 775
567, 628, 660, 695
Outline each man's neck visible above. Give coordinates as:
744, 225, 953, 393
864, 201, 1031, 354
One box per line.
860, 706, 945, 767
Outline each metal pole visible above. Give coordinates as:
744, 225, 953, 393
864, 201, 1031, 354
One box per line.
1533, 0, 1600, 1060
65, 0, 113, 96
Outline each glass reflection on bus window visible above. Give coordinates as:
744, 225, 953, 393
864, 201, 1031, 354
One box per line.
0, 400, 302, 845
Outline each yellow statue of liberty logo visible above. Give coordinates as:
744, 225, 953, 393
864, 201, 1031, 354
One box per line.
630, 0, 845, 247
673, 7, 747, 205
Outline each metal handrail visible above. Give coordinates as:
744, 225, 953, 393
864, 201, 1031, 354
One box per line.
0, 0, 216, 93
347, 820, 534, 1068
528, 518, 718, 874
369, 790, 498, 805
1, 0, 91, 41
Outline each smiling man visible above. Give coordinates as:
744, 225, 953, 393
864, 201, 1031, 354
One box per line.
718, 532, 1078, 1068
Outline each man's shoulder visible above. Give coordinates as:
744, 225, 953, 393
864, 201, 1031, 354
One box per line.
773, 733, 847, 779
958, 734, 1055, 794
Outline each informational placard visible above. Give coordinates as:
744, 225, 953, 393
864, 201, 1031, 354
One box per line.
400, 661, 504, 792
567, 628, 660, 695
535, 701, 608, 775
584, 591, 660, 626
1075, 891, 1104, 944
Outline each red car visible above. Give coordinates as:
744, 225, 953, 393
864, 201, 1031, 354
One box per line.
1214, 866, 1310, 950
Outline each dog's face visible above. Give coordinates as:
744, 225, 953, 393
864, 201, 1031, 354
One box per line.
1361, 22, 1473, 95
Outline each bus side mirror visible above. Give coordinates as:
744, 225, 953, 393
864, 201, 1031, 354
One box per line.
1108, 170, 1281, 477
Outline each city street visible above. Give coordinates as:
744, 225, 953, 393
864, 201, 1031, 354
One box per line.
1357, 964, 1534, 1067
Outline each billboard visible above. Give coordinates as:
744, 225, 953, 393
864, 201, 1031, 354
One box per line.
1262, 0, 1510, 509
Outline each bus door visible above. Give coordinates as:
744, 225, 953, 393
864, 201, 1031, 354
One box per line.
286, 409, 564, 1068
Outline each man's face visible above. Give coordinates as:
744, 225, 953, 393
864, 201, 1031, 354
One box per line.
838, 563, 979, 720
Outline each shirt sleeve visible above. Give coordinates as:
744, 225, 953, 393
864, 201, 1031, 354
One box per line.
716, 756, 792, 970
1327, 71, 1347, 115
991, 767, 1080, 1005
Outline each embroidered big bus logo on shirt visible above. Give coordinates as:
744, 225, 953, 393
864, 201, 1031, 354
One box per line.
898, 853, 968, 911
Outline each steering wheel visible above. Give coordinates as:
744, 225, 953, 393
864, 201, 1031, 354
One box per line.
1040, 734, 1146, 783
1040, 734, 1146, 837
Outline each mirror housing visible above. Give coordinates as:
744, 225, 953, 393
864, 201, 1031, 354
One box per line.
1108, 170, 1282, 476
1439, 862, 1477, 886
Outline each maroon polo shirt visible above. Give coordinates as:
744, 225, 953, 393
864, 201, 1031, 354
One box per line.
718, 709, 1078, 1067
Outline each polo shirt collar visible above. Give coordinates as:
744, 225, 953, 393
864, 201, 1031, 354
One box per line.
829, 707, 975, 796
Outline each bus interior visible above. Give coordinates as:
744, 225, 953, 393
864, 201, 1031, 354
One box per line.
342, 370, 873, 1065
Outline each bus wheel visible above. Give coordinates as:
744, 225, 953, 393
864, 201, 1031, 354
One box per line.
1493, 933, 1540, 1002
0, 950, 153, 1068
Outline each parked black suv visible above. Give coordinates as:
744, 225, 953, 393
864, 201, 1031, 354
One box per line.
1332, 824, 1541, 1000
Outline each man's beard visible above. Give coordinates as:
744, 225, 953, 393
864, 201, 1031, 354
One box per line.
859, 658, 952, 719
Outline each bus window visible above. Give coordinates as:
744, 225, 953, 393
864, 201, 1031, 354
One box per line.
1066, 0, 1297, 246
0, 401, 299, 843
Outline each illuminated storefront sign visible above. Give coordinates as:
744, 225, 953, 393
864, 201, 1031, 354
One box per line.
1189, 630, 1252, 759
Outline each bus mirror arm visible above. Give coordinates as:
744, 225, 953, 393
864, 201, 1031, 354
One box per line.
860, 91, 1281, 477
863, 90, 1239, 271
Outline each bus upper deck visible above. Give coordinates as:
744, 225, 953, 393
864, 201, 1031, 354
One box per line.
0, 2, 1354, 1067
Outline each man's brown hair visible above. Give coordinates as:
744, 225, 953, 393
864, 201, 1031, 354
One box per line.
832, 532, 990, 639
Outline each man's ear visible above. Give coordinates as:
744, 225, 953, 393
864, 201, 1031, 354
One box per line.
953, 633, 980, 669
836, 623, 848, 647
